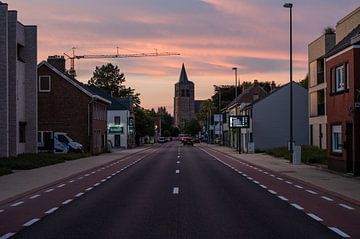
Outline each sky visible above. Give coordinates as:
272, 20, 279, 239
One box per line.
8, 0, 360, 114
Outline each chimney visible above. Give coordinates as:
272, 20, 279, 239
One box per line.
47, 55, 66, 73
271, 81, 277, 91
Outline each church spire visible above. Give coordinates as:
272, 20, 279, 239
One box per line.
178, 63, 189, 83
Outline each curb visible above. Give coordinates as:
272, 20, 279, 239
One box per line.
0, 146, 156, 206
199, 144, 360, 208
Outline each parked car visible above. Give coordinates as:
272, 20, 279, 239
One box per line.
54, 132, 83, 153
183, 137, 194, 146
158, 137, 167, 143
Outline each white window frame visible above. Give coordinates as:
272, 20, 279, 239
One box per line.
39, 75, 51, 92
335, 65, 344, 92
345, 63, 349, 90
331, 125, 342, 153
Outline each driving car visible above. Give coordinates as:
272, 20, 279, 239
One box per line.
182, 137, 194, 146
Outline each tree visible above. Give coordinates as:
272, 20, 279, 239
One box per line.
156, 106, 173, 134
183, 119, 201, 136
197, 99, 216, 128
300, 74, 309, 89
134, 107, 155, 145
88, 63, 141, 107
323, 26, 335, 34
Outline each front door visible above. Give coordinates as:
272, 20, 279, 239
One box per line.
115, 134, 121, 147
346, 123, 353, 174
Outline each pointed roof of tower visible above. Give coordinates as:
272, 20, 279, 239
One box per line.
178, 63, 192, 83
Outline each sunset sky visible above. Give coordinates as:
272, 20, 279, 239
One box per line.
9, 0, 360, 113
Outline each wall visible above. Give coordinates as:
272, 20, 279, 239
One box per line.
253, 83, 309, 150
336, 7, 360, 44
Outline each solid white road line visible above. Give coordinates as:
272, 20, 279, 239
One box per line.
294, 185, 303, 189
11, 201, 24, 207
23, 218, 40, 227
291, 203, 304, 210
306, 190, 318, 195
307, 213, 323, 222
321, 196, 334, 201
328, 227, 350, 238
75, 192, 84, 197
45, 207, 58, 214
173, 187, 179, 194
45, 188, 54, 193
62, 199, 73, 205
176, 170, 180, 174
57, 184, 66, 188
339, 203, 355, 210
278, 196, 288, 201
0, 232, 15, 239
29, 194, 40, 199
268, 190, 277, 194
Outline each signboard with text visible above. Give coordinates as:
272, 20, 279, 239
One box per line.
229, 115, 250, 128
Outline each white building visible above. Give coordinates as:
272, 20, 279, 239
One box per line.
0, 2, 37, 157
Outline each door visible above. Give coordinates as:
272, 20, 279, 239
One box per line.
115, 134, 121, 147
346, 123, 353, 174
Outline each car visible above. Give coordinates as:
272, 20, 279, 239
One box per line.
183, 137, 193, 146
158, 137, 167, 143
193, 137, 200, 143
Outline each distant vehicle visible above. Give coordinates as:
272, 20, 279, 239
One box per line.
178, 134, 190, 143
183, 137, 194, 146
193, 137, 200, 143
54, 132, 83, 153
158, 137, 167, 143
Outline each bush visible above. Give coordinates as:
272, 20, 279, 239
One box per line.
265, 145, 327, 165
0, 167, 12, 176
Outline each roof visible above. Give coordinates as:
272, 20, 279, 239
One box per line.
38, 61, 111, 105
85, 85, 132, 111
326, 24, 360, 57
225, 83, 267, 110
242, 82, 305, 111
178, 63, 193, 84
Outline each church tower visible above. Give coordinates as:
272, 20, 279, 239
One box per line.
174, 64, 195, 129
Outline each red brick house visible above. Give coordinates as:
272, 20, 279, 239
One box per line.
37, 56, 111, 154
325, 25, 360, 175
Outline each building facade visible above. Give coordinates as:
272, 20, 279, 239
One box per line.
174, 64, 195, 129
0, 3, 37, 157
38, 58, 111, 154
325, 25, 360, 175
242, 83, 308, 152
308, 33, 335, 149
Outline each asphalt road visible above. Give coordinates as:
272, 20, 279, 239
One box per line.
10, 142, 343, 238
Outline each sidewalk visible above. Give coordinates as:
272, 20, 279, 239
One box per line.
0, 146, 151, 203
202, 144, 360, 205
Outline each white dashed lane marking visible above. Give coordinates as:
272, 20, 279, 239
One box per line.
278, 196, 288, 201
294, 185, 303, 189
57, 184, 66, 188
45, 207, 58, 214
307, 213, 323, 222
339, 203, 355, 210
10, 201, 24, 207
176, 170, 180, 174
306, 190, 318, 195
0, 209, 4, 213
268, 190, 277, 195
62, 199, 73, 205
321, 196, 334, 202
23, 218, 40, 227
173, 187, 179, 194
0, 232, 16, 239
328, 227, 350, 238
176, 161, 180, 164
29, 194, 40, 199
45, 188, 54, 193
85, 187, 93, 191
291, 203, 304, 210
75, 192, 84, 197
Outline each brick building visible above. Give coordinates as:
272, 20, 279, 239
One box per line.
0, 2, 37, 157
37, 57, 111, 154
325, 25, 360, 175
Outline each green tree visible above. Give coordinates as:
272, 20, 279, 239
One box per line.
300, 74, 309, 89
156, 106, 173, 135
184, 119, 201, 136
134, 107, 155, 145
88, 63, 141, 107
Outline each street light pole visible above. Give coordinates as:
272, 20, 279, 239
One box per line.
284, 3, 293, 163
232, 67, 238, 99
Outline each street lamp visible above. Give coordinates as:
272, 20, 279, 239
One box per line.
284, 3, 293, 163
232, 67, 238, 99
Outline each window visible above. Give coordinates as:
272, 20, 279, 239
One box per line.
181, 89, 185, 97
19, 121, 26, 143
58, 134, 69, 144
186, 89, 190, 97
39, 75, 51, 92
17, 43, 25, 62
114, 116, 121, 125
335, 65, 344, 92
331, 125, 342, 153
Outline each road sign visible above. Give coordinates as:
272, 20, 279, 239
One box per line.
229, 115, 250, 128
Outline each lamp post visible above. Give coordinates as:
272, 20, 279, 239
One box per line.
232, 67, 241, 153
284, 3, 293, 163
232, 67, 238, 99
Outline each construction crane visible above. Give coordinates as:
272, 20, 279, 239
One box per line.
64, 47, 180, 77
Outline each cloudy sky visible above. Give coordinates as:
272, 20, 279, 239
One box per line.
9, 0, 360, 113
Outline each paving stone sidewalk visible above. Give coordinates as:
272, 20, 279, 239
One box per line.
202, 144, 360, 205
0, 146, 151, 203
